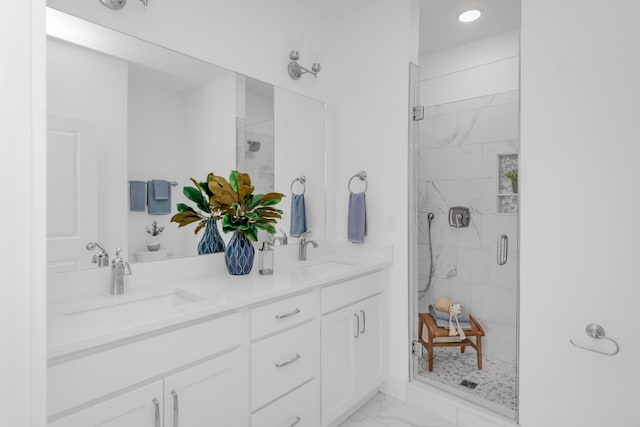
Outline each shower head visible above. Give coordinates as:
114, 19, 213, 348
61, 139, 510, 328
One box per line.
427, 212, 435, 222
247, 140, 261, 152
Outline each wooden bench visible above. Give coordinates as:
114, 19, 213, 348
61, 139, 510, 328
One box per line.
418, 312, 485, 372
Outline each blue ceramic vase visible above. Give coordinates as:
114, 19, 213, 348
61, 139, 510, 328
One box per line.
224, 230, 255, 275
197, 219, 226, 255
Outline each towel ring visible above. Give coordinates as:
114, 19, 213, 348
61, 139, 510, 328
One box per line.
348, 171, 368, 193
291, 175, 306, 195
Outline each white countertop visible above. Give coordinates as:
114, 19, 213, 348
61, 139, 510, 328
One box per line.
47, 241, 392, 360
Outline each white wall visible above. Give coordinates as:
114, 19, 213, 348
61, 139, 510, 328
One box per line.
328, 0, 419, 391
0, 0, 47, 425
274, 88, 327, 240
47, 38, 129, 260
47, 0, 332, 103
417, 31, 520, 363
519, 1, 640, 425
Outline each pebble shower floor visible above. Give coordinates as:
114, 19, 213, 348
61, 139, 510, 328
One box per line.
417, 347, 517, 412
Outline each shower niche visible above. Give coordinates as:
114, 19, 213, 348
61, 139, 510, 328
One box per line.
497, 153, 518, 214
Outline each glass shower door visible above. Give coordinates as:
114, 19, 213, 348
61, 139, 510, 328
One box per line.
410, 84, 520, 419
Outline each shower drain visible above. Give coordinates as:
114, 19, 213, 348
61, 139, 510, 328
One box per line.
459, 379, 479, 390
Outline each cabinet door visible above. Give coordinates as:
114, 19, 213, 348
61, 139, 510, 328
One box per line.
356, 294, 385, 395
48, 381, 162, 427
164, 348, 248, 427
320, 304, 358, 424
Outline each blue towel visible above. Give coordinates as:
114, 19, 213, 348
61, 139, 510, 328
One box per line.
147, 180, 171, 215
428, 304, 470, 323
431, 315, 472, 331
153, 179, 169, 200
290, 193, 307, 237
347, 192, 366, 243
129, 181, 146, 212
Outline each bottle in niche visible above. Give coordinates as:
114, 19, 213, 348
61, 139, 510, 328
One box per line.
259, 241, 274, 276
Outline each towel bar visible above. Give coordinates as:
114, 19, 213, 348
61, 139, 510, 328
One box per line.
348, 171, 367, 193
290, 176, 306, 195
128, 180, 178, 187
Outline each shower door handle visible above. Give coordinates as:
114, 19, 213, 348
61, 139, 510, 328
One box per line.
497, 234, 508, 266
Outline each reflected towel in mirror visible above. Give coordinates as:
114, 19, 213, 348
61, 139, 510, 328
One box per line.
147, 180, 171, 215
290, 193, 307, 237
129, 181, 146, 212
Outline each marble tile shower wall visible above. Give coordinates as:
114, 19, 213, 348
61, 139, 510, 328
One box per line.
418, 90, 519, 363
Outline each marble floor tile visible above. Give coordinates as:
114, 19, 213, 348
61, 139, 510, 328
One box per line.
339, 392, 457, 427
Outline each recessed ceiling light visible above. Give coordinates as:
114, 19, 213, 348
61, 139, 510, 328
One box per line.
458, 9, 482, 23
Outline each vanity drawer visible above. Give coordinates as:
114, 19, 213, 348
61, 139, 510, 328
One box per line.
251, 379, 320, 427
48, 312, 243, 417
321, 270, 386, 314
251, 320, 319, 410
251, 291, 318, 340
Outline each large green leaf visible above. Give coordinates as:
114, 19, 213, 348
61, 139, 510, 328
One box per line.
255, 221, 276, 234
176, 203, 196, 213
183, 186, 210, 213
199, 181, 213, 199
244, 226, 258, 242
247, 194, 263, 210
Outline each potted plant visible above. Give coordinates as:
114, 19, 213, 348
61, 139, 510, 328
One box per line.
171, 171, 284, 275
145, 220, 165, 252
507, 169, 518, 194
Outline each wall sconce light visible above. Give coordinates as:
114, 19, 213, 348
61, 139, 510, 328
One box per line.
288, 50, 321, 80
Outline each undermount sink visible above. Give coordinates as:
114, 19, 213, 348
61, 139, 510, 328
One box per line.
64, 290, 203, 326
300, 260, 354, 275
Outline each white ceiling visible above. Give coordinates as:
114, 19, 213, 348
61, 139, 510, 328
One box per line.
419, 0, 520, 55
297, 0, 519, 56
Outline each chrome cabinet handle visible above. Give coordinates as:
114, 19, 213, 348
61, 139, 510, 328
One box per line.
354, 313, 360, 338
152, 398, 160, 427
569, 323, 620, 356
275, 353, 301, 368
275, 308, 301, 319
497, 234, 508, 266
288, 416, 302, 427
171, 390, 179, 427
360, 310, 366, 334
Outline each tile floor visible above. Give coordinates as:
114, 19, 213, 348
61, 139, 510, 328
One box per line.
338, 392, 456, 427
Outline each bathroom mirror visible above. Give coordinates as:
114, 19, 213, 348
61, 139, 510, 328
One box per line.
46, 8, 326, 273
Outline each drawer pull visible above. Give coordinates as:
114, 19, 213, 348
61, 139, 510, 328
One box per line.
275, 308, 301, 319
354, 313, 360, 338
275, 353, 301, 368
153, 398, 160, 427
288, 416, 302, 427
360, 310, 366, 334
171, 390, 179, 427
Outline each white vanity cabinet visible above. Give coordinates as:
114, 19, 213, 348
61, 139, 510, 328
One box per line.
320, 272, 387, 426
47, 312, 248, 427
249, 291, 321, 427
48, 381, 164, 427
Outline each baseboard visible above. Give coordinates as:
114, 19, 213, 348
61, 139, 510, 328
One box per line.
380, 376, 406, 401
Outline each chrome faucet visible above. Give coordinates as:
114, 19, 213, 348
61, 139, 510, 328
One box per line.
86, 241, 109, 267
111, 248, 131, 295
298, 231, 318, 261
272, 229, 288, 246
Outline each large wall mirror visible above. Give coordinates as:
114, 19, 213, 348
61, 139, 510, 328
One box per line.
46, 8, 327, 273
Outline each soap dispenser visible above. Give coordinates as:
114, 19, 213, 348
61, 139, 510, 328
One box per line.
259, 241, 274, 275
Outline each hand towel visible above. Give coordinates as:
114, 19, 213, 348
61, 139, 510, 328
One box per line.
429, 313, 472, 331
153, 179, 170, 200
129, 181, 146, 212
428, 304, 470, 323
290, 193, 307, 237
147, 180, 171, 215
348, 192, 366, 243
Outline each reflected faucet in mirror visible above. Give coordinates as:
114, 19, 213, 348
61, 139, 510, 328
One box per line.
271, 229, 288, 246
86, 242, 109, 267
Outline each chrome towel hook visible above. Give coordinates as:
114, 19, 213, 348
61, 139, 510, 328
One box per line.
290, 175, 306, 195
569, 323, 620, 356
348, 171, 368, 193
